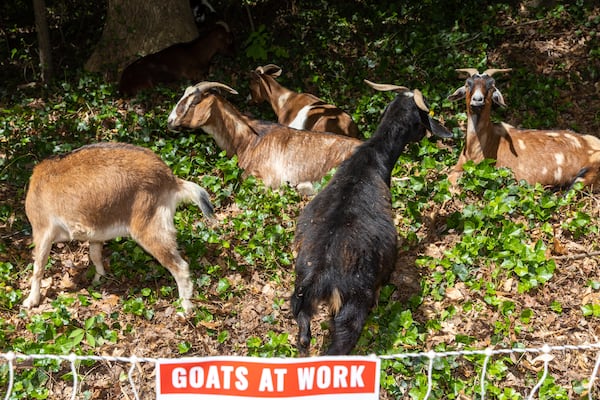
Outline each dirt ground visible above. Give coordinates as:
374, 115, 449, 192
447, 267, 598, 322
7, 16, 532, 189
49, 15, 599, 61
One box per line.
2, 5, 600, 399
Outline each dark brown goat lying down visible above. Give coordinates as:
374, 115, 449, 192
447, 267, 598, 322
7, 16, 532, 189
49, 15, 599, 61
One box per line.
118, 22, 234, 97
292, 80, 452, 355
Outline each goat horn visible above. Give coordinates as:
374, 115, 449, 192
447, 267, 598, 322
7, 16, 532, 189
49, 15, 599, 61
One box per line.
412, 89, 429, 112
455, 68, 480, 78
191, 81, 239, 95
364, 79, 409, 93
215, 20, 230, 32
482, 68, 512, 76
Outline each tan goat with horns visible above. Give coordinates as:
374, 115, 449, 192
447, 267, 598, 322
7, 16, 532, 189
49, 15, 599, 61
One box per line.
448, 68, 600, 190
167, 81, 362, 194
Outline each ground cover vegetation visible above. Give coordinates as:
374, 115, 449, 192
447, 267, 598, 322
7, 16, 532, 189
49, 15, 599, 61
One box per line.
1, 0, 600, 398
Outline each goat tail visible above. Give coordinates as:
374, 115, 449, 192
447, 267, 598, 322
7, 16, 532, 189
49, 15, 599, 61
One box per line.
177, 178, 215, 219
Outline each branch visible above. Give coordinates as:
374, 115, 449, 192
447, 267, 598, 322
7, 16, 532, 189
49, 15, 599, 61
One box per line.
553, 251, 600, 261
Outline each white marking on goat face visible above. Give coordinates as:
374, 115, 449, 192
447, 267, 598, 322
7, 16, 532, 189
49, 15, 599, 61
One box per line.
289, 105, 312, 130
168, 92, 196, 128
167, 105, 180, 127
554, 153, 565, 165
470, 87, 485, 107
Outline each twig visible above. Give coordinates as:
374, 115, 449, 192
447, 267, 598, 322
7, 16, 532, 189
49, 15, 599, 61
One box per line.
499, 18, 549, 29
245, 5, 255, 33
553, 251, 600, 261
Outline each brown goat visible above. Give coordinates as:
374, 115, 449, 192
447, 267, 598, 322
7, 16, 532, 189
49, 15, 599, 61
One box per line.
448, 68, 600, 189
248, 64, 362, 138
167, 81, 362, 194
118, 22, 234, 97
23, 143, 214, 314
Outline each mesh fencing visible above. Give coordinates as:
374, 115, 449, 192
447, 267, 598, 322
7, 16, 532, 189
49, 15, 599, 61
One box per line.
3, 342, 600, 399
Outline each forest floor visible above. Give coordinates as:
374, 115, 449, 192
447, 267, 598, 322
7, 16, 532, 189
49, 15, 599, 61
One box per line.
2, 3, 600, 400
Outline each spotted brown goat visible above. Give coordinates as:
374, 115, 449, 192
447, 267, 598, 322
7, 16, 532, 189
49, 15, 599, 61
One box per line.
291, 80, 452, 355
23, 143, 214, 314
118, 22, 234, 97
447, 68, 600, 189
248, 64, 362, 138
167, 81, 362, 194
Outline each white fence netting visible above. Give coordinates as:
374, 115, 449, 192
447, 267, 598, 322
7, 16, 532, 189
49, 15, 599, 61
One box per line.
2, 343, 600, 399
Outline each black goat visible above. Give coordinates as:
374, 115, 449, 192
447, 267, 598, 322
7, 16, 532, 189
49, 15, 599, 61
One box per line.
291, 80, 452, 355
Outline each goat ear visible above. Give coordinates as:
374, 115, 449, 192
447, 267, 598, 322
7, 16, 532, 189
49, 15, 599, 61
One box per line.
269, 66, 282, 77
426, 116, 453, 138
259, 64, 282, 77
447, 86, 466, 101
412, 89, 429, 112
492, 88, 506, 107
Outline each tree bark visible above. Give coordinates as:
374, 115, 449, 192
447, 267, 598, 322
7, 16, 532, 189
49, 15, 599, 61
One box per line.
85, 0, 197, 78
33, 0, 53, 82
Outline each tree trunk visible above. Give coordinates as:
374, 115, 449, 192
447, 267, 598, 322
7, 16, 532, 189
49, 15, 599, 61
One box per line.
33, 0, 53, 82
85, 0, 197, 78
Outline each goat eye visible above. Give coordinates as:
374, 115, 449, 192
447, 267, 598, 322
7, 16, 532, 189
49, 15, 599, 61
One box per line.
188, 96, 202, 108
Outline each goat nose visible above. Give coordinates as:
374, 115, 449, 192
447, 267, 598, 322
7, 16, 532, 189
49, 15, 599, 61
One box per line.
167, 109, 178, 130
471, 94, 485, 107
167, 117, 177, 131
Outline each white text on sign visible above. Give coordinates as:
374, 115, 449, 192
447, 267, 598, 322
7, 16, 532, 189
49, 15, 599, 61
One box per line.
156, 355, 380, 399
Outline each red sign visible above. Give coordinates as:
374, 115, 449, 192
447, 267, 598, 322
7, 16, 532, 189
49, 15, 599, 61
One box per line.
156, 355, 380, 399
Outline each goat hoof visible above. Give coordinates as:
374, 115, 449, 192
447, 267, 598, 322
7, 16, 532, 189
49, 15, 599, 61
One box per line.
296, 182, 315, 197
22, 296, 39, 309
297, 335, 311, 356
297, 345, 309, 357
179, 299, 195, 315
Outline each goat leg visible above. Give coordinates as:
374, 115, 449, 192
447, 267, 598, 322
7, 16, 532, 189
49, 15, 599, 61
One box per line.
23, 231, 55, 308
291, 286, 313, 356
295, 308, 312, 356
89, 241, 107, 282
325, 300, 369, 355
